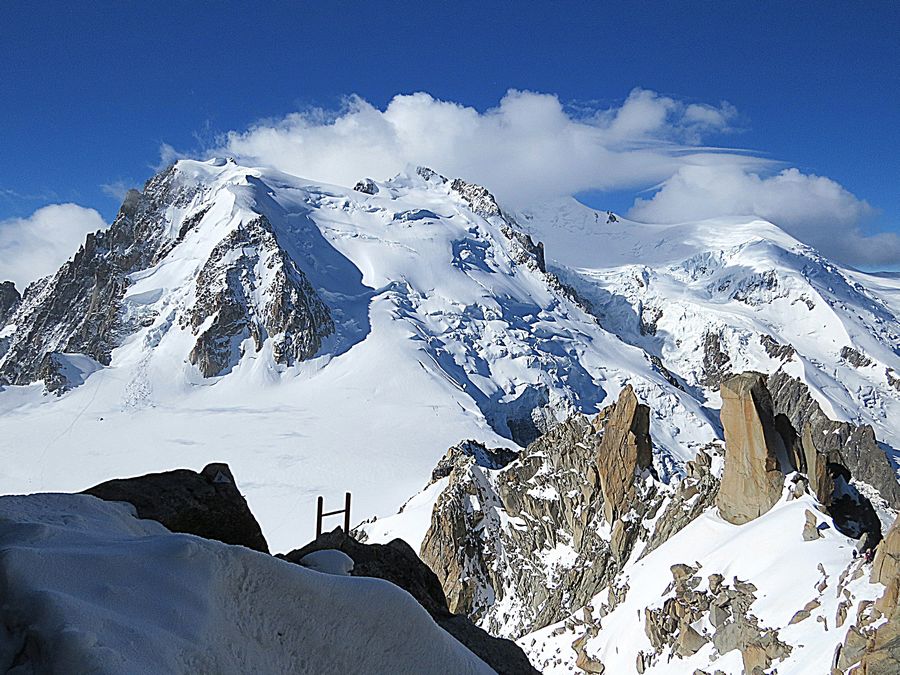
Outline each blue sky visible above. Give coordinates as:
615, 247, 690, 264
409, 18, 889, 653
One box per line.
1, 1, 898, 278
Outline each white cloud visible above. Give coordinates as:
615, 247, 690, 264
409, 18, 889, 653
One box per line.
219, 88, 757, 206
199, 88, 894, 268
628, 165, 896, 267
0, 204, 106, 291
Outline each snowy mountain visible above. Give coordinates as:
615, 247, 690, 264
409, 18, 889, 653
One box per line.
0, 158, 898, 673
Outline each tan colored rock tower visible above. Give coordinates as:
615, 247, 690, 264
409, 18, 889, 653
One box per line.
716, 373, 787, 525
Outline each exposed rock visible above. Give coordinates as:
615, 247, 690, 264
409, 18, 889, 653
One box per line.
420, 388, 720, 641
644, 565, 791, 671
430, 439, 519, 482
596, 385, 653, 524
716, 373, 787, 525
767, 369, 899, 513
353, 178, 377, 194
841, 345, 873, 368
0, 172, 186, 386
0, 166, 333, 388
836, 516, 900, 673
759, 334, 795, 362
0, 280, 20, 325
83, 462, 268, 553
282, 528, 539, 675
700, 329, 732, 388
186, 216, 333, 377
788, 598, 820, 624
421, 414, 614, 637
803, 509, 824, 541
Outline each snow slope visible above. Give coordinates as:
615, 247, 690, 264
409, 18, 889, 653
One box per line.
0, 492, 492, 674
521, 489, 884, 674
518, 197, 900, 460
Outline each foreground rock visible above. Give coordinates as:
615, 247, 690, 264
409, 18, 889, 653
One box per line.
716, 373, 787, 525
83, 462, 269, 553
835, 515, 900, 673
282, 528, 538, 675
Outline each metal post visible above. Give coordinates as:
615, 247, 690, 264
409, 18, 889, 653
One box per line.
316, 495, 323, 538
344, 491, 351, 533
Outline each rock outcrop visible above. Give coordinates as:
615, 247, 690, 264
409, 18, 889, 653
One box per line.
0, 281, 19, 325
0, 164, 334, 388
595, 384, 653, 524
420, 387, 717, 641
83, 462, 269, 553
835, 516, 900, 673
716, 373, 787, 525
282, 528, 539, 675
186, 216, 333, 377
640, 564, 791, 673
766, 370, 900, 511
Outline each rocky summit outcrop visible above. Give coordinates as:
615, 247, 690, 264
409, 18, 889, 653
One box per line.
716, 372, 788, 525
419, 387, 718, 643
0, 173, 187, 387
83, 462, 269, 553
282, 528, 539, 675
0, 164, 334, 389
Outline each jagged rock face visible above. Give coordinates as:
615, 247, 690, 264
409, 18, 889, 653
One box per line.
83, 462, 269, 553
0, 169, 194, 386
0, 165, 334, 388
420, 388, 718, 641
595, 384, 653, 524
766, 370, 900, 511
716, 373, 787, 525
699, 330, 732, 388
0, 281, 20, 325
186, 216, 333, 377
282, 528, 539, 675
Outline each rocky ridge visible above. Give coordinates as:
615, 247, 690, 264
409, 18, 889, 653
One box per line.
419, 386, 719, 641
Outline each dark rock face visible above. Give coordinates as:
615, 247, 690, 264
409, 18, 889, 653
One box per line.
841, 345, 873, 368
282, 529, 538, 675
0, 165, 334, 387
0, 169, 194, 386
186, 216, 333, 377
431, 440, 519, 482
83, 463, 269, 553
759, 334, 795, 362
353, 178, 377, 194
700, 330, 732, 388
766, 370, 900, 511
0, 281, 20, 325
